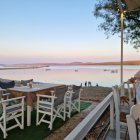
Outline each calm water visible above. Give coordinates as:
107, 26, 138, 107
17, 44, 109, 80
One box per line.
0, 65, 140, 87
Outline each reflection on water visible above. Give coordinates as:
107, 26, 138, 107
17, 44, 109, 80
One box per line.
0, 65, 139, 87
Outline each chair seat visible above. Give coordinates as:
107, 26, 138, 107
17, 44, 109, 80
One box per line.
39, 103, 51, 108
6, 106, 21, 114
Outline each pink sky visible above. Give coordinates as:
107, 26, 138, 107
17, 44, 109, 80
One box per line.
0, 0, 139, 64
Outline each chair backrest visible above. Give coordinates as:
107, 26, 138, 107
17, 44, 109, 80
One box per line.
120, 82, 125, 96
72, 85, 82, 100
0, 96, 25, 113
53, 86, 68, 107
122, 81, 134, 105
0, 89, 6, 113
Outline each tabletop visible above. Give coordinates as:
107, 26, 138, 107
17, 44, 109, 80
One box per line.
8, 83, 64, 93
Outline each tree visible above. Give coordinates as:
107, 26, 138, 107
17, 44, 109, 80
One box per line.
93, 0, 140, 49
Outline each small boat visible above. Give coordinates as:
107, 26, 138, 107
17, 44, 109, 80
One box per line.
104, 69, 109, 71
46, 69, 51, 71
111, 70, 118, 73
75, 69, 78, 72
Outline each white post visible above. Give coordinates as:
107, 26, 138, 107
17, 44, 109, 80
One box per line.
127, 82, 133, 106
120, 11, 124, 84
110, 97, 114, 130
21, 97, 24, 129
36, 96, 39, 125
116, 111, 121, 140
120, 82, 125, 96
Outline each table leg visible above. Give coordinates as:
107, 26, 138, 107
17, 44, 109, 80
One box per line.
27, 105, 32, 126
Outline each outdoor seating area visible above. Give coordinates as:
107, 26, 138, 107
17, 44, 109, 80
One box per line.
0, 101, 91, 140
0, 78, 87, 139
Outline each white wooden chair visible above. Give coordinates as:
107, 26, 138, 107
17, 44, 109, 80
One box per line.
36, 86, 67, 130
0, 96, 25, 139
125, 81, 134, 105
126, 104, 140, 140
65, 85, 82, 118
127, 80, 140, 104
112, 85, 129, 140
126, 80, 140, 104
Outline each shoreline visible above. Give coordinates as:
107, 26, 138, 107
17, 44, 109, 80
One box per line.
0, 64, 140, 70
1, 59, 140, 69
0, 66, 45, 70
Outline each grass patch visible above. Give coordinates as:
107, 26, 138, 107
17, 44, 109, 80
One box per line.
0, 101, 91, 140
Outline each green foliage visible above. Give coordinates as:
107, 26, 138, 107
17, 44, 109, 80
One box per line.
93, 0, 140, 49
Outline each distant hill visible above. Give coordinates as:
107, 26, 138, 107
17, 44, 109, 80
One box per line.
46, 60, 140, 65
82, 60, 140, 65
3, 60, 140, 68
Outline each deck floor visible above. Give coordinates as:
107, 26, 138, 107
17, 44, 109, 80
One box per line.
105, 103, 131, 140
105, 125, 129, 140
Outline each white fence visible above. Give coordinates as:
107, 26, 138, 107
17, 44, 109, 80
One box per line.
64, 92, 114, 140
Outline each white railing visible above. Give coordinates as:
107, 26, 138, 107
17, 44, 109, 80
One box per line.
64, 92, 114, 140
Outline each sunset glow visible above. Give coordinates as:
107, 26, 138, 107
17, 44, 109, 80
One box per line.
0, 0, 139, 64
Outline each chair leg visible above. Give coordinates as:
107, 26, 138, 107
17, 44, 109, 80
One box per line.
3, 117, 7, 139
36, 110, 39, 125
21, 107, 24, 129
78, 100, 80, 112
49, 113, 53, 130
124, 128, 128, 140
68, 102, 71, 118
63, 104, 66, 121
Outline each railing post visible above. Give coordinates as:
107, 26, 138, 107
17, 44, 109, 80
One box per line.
127, 82, 133, 106
110, 96, 114, 130
120, 82, 125, 96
